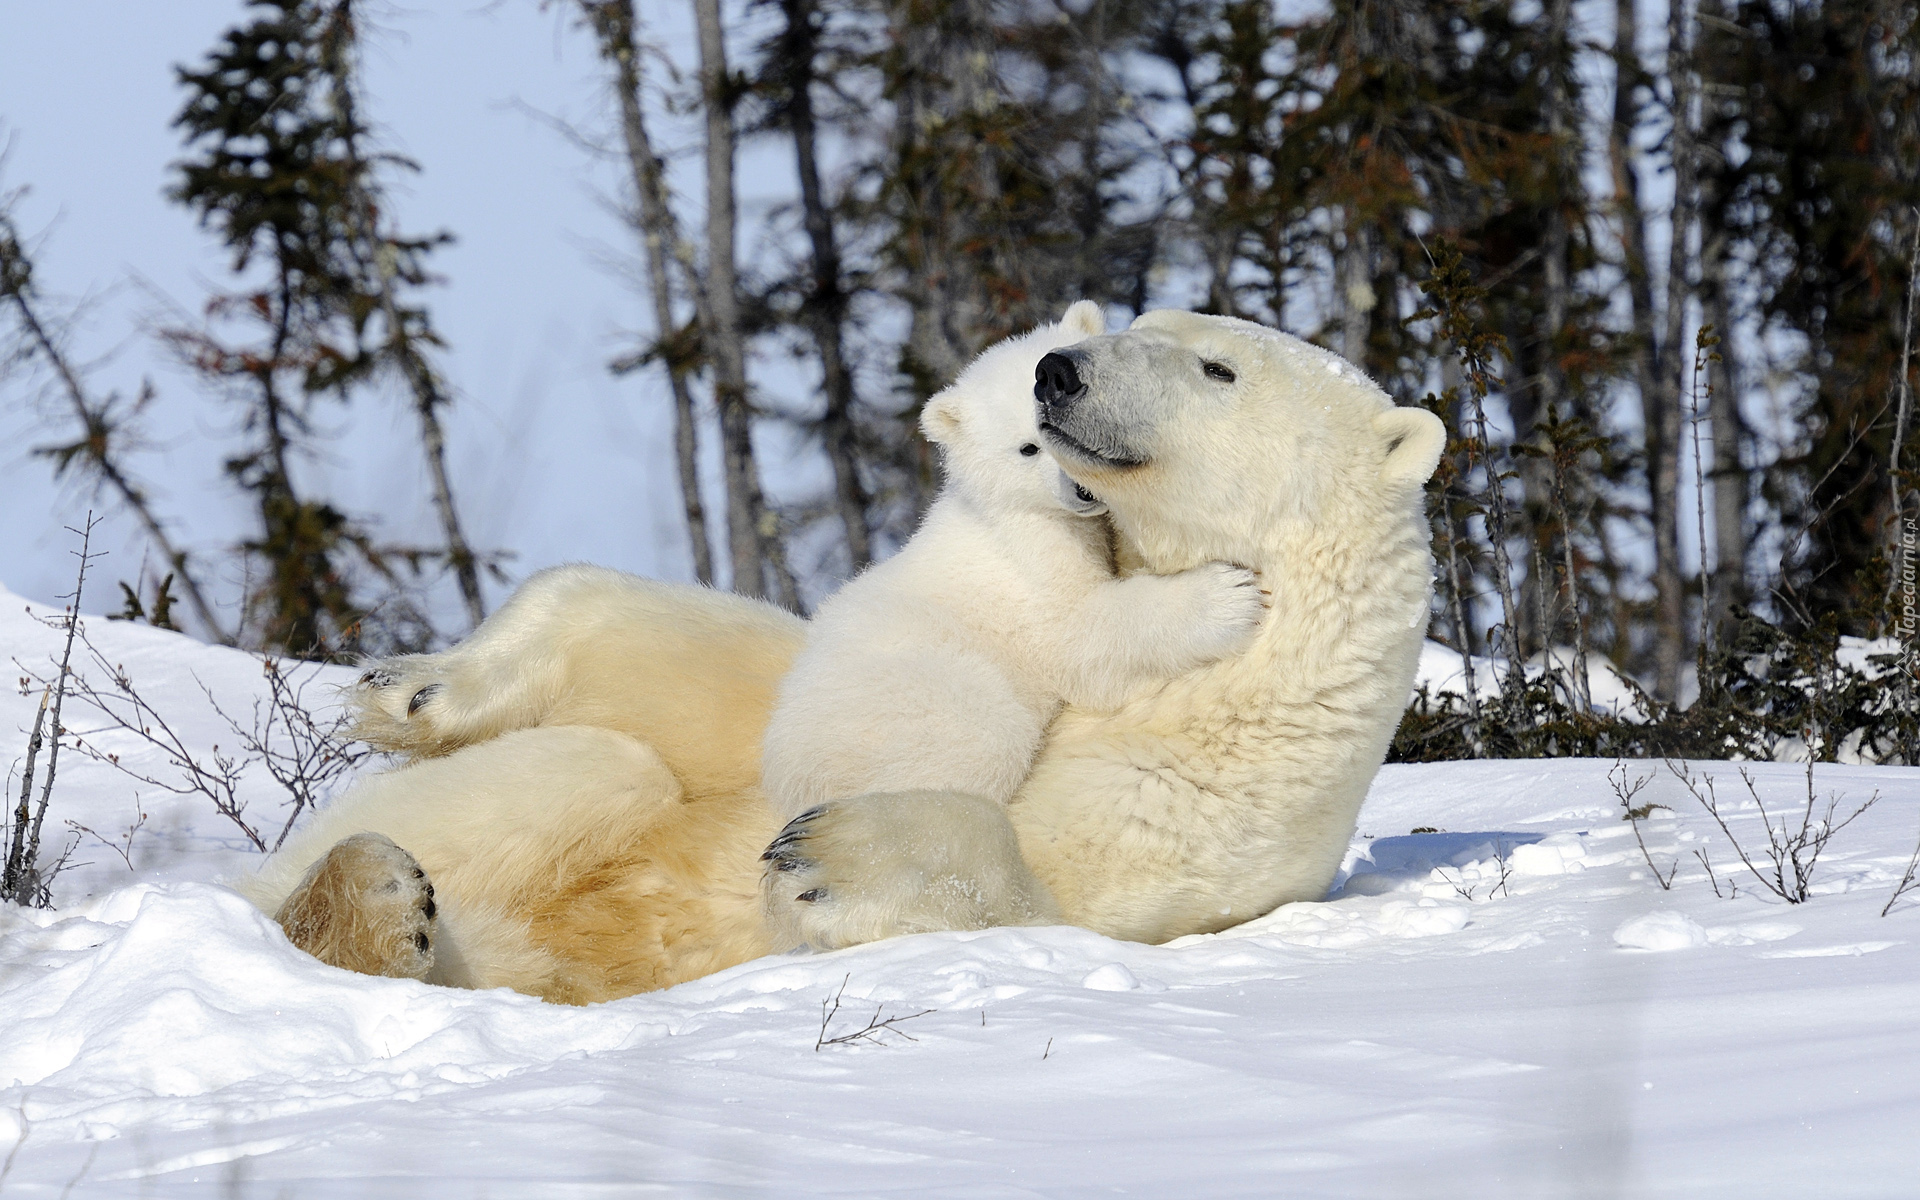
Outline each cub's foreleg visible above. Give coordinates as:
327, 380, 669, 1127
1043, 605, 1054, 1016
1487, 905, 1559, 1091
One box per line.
1051, 562, 1269, 710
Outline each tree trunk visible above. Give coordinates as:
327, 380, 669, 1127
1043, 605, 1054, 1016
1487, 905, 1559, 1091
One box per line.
777, 0, 873, 571
379, 300, 484, 630
584, 0, 715, 586
1341, 215, 1372, 365
1705, 253, 1746, 638
1613, 0, 1684, 700
1655, 0, 1697, 697
693, 0, 791, 604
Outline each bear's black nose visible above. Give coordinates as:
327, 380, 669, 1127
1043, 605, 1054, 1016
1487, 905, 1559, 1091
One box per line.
1035, 351, 1086, 410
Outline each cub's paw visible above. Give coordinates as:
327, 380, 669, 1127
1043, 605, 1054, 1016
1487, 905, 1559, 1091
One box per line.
759, 792, 1058, 952
275, 832, 438, 980
1180, 561, 1270, 660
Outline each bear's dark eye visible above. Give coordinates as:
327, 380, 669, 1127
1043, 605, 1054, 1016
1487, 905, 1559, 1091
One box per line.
1203, 361, 1236, 383
1019, 443, 1041, 457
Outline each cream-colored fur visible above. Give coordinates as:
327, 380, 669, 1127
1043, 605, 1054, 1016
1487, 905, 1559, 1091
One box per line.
240, 309, 1441, 999
352, 565, 804, 800
761, 301, 1267, 821
238, 725, 779, 1003
763, 310, 1445, 947
760, 791, 1059, 951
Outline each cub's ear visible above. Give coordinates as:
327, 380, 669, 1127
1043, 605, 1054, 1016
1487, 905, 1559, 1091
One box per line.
1060, 299, 1105, 338
1374, 406, 1446, 489
920, 390, 962, 446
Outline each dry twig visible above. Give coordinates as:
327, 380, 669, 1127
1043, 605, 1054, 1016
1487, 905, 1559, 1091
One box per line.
3, 515, 98, 905
1666, 758, 1876, 904
815, 975, 934, 1050
19, 618, 370, 853
1611, 760, 1677, 889
1883, 824, 1920, 917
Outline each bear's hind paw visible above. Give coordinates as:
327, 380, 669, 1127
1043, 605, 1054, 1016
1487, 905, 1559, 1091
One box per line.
348, 657, 474, 755
275, 832, 438, 980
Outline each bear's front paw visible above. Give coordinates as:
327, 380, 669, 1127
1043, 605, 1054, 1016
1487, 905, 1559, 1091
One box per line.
274, 832, 438, 980
759, 792, 1059, 952
1182, 561, 1270, 660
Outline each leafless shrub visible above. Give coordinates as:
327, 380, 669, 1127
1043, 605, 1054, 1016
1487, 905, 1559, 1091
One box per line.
18, 617, 372, 854
1666, 758, 1877, 904
815, 975, 933, 1050
1883, 825, 1920, 917
65, 796, 148, 874
1611, 760, 1678, 890
1435, 838, 1513, 902
3, 516, 96, 907
1694, 847, 1729, 899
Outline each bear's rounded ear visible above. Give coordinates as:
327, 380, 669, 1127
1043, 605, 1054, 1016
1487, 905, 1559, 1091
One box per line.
1373, 406, 1446, 489
920, 391, 962, 446
1060, 300, 1105, 338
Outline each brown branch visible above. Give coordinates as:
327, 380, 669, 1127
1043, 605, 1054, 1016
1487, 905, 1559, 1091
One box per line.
815, 974, 934, 1050
581, 0, 716, 585
0, 210, 230, 643
4, 516, 99, 906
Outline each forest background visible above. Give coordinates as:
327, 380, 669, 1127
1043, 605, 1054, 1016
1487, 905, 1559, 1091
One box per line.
2, 0, 1917, 759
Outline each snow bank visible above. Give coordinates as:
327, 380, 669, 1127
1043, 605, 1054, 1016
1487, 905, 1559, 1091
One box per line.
3, 585, 1919, 1197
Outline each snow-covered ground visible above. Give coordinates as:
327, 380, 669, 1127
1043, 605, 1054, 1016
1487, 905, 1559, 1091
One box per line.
3, 585, 1918, 1198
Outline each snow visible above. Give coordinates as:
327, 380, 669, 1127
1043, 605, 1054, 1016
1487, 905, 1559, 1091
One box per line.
4, 584, 1920, 1197
1413, 639, 1654, 719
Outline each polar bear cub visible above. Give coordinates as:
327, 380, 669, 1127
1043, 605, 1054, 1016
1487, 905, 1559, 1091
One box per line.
760, 301, 1268, 821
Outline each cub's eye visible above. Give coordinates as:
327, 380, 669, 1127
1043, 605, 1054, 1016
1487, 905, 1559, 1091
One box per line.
1019, 443, 1041, 457
1203, 361, 1236, 383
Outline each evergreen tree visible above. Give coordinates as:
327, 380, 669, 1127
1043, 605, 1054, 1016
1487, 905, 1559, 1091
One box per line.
171, 0, 481, 655
1698, 0, 1920, 631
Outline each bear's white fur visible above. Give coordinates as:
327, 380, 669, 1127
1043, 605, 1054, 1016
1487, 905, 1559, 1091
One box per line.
760, 301, 1268, 822
241, 309, 1443, 1001
762, 310, 1445, 949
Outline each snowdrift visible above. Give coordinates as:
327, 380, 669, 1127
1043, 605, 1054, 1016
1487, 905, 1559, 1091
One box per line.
2, 584, 1917, 1197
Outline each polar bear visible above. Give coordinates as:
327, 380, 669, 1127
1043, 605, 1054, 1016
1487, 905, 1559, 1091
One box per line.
240, 309, 1442, 1002
761, 301, 1268, 825
757, 310, 1446, 949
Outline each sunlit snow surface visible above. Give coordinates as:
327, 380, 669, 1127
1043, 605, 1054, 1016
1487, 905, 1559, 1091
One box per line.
2, 587, 1918, 1198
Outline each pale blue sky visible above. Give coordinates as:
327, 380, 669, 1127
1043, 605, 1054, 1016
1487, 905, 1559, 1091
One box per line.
0, 0, 817, 631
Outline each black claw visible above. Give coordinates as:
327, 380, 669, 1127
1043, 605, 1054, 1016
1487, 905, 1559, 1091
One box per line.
793, 805, 829, 824
424, 882, 434, 897
360, 669, 398, 688
414, 932, 430, 952
408, 684, 443, 716
770, 856, 807, 873
763, 830, 810, 856
422, 896, 437, 920
794, 888, 826, 903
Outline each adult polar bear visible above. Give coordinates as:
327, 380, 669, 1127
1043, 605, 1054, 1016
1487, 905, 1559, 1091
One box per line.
240, 310, 1444, 1003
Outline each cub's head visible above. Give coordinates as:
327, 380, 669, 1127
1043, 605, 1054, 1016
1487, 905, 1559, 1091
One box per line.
921, 301, 1110, 517
1035, 309, 1445, 569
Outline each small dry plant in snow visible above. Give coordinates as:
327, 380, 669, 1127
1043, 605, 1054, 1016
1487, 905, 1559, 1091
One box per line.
815, 975, 934, 1050
17, 609, 371, 857
1611, 760, 1678, 890
1665, 758, 1876, 905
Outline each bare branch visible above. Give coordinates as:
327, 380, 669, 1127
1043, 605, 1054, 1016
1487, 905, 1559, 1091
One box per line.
1612, 760, 1677, 889
814, 975, 934, 1050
